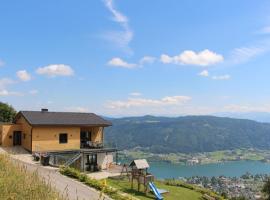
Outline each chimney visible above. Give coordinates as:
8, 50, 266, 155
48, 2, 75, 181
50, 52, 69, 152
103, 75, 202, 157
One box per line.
41, 108, 48, 112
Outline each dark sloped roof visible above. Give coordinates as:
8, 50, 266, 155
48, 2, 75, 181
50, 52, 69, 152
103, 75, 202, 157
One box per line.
16, 111, 112, 126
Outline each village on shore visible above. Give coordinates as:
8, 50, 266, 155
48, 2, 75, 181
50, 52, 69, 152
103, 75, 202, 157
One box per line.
120, 148, 270, 165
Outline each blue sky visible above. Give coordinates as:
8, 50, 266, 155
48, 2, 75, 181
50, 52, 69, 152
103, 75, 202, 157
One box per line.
1, 0, 270, 116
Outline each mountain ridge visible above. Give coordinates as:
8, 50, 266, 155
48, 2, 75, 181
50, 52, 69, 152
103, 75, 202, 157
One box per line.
104, 115, 270, 153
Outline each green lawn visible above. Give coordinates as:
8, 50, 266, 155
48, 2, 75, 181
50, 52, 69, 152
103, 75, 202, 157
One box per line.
106, 177, 202, 200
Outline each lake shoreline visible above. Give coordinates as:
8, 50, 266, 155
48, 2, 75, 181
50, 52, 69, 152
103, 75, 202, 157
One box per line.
119, 148, 270, 165
147, 160, 270, 179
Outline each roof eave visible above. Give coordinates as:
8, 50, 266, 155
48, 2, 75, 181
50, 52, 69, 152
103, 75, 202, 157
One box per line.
30, 124, 112, 127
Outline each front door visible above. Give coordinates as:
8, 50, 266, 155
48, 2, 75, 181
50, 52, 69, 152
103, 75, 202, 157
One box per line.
13, 131, 22, 146
87, 154, 98, 171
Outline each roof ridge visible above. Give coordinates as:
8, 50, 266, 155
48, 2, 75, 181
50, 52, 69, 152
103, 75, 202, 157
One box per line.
16, 111, 112, 127
20, 110, 96, 115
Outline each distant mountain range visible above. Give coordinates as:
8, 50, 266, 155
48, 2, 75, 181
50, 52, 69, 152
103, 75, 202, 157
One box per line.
214, 112, 270, 123
104, 115, 270, 153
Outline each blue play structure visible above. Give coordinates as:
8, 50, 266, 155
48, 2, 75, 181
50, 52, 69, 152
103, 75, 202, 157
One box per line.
149, 182, 163, 200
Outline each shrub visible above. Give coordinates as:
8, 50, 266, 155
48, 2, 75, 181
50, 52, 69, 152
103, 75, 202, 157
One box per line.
60, 166, 135, 200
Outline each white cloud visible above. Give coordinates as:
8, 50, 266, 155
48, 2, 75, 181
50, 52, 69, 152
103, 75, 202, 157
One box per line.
103, 0, 133, 52
107, 57, 137, 68
212, 74, 231, 80
160, 49, 224, 66
198, 70, 209, 77
107, 56, 156, 69
29, 89, 38, 95
104, 0, 127, 23
139, 56, 156, 65
36, 64, 74, 77
106, 95, 191, 109
0, 78, 15, 89
16, 70, 31, 81
230, 46, 266, 64
160, 54, 174, 64
0, 59, 5, 67
0, 89, 23, 96
129, 92, 142, 96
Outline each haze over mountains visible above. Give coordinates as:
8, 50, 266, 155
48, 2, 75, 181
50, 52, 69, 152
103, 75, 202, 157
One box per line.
215, 112, 270, 123
105, 115, 270, 153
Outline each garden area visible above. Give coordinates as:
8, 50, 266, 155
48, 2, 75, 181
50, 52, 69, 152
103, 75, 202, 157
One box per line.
106, 176, 203, 200
60, 166, 225, 200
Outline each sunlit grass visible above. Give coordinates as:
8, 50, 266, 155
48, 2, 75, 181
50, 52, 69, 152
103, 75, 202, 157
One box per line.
0, 154, 65, 200
107, 176, 203, 200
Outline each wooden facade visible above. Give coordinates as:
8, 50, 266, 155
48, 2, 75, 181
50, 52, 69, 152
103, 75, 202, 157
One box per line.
0, 114, 105, 153
0, 110, 116, 171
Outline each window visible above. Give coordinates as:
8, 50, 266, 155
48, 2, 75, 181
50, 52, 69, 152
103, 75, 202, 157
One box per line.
59, 133, 68, 144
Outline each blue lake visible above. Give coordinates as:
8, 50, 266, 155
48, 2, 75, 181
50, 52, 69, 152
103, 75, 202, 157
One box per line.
147, 161, 270, 179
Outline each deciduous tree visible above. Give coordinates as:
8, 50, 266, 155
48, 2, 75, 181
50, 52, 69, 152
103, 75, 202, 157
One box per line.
0, 102, 16, 122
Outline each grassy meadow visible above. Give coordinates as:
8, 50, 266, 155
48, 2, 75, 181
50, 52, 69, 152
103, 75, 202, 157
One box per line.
0, 154, 65, 200
107, 177, 203, 200
60, 166, 214, 200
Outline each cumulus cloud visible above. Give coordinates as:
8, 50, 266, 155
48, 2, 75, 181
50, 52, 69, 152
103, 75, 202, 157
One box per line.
16, 70, 31, 81
107, 55, 156, 69
160, 54, 174, 64
198, 70, 209, 77
0, 89, 23, 96
212, 74, 231, 80
107, 57, 137, 68
103, 0, 133, 52
36, 64, 74, 77
106, 95, 191, 109
160, 49, 223, 66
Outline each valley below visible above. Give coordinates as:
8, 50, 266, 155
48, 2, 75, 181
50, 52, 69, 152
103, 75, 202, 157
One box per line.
106, 115, 270, 199
119, 148, 270, 165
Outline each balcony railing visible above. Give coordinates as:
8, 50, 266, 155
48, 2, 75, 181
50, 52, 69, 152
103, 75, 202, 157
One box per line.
80, 141, 104, 149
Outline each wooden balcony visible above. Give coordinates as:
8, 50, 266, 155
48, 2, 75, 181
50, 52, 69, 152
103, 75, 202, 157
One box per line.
80, 141, 104, 149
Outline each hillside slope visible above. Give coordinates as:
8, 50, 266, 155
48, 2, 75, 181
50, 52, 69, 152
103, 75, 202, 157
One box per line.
105, 115, 270, 153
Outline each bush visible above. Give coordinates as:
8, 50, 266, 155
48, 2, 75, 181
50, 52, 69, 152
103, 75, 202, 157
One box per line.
60, 166, 134, 200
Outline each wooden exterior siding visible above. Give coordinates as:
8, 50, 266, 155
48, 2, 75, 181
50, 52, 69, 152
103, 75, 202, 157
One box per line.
0, 115, 105, 152
0, 124, 22, 147
32, 126, 104, 152
81, 127, 103, 143
16, 116, 32, 151
32, 126, 81, 152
